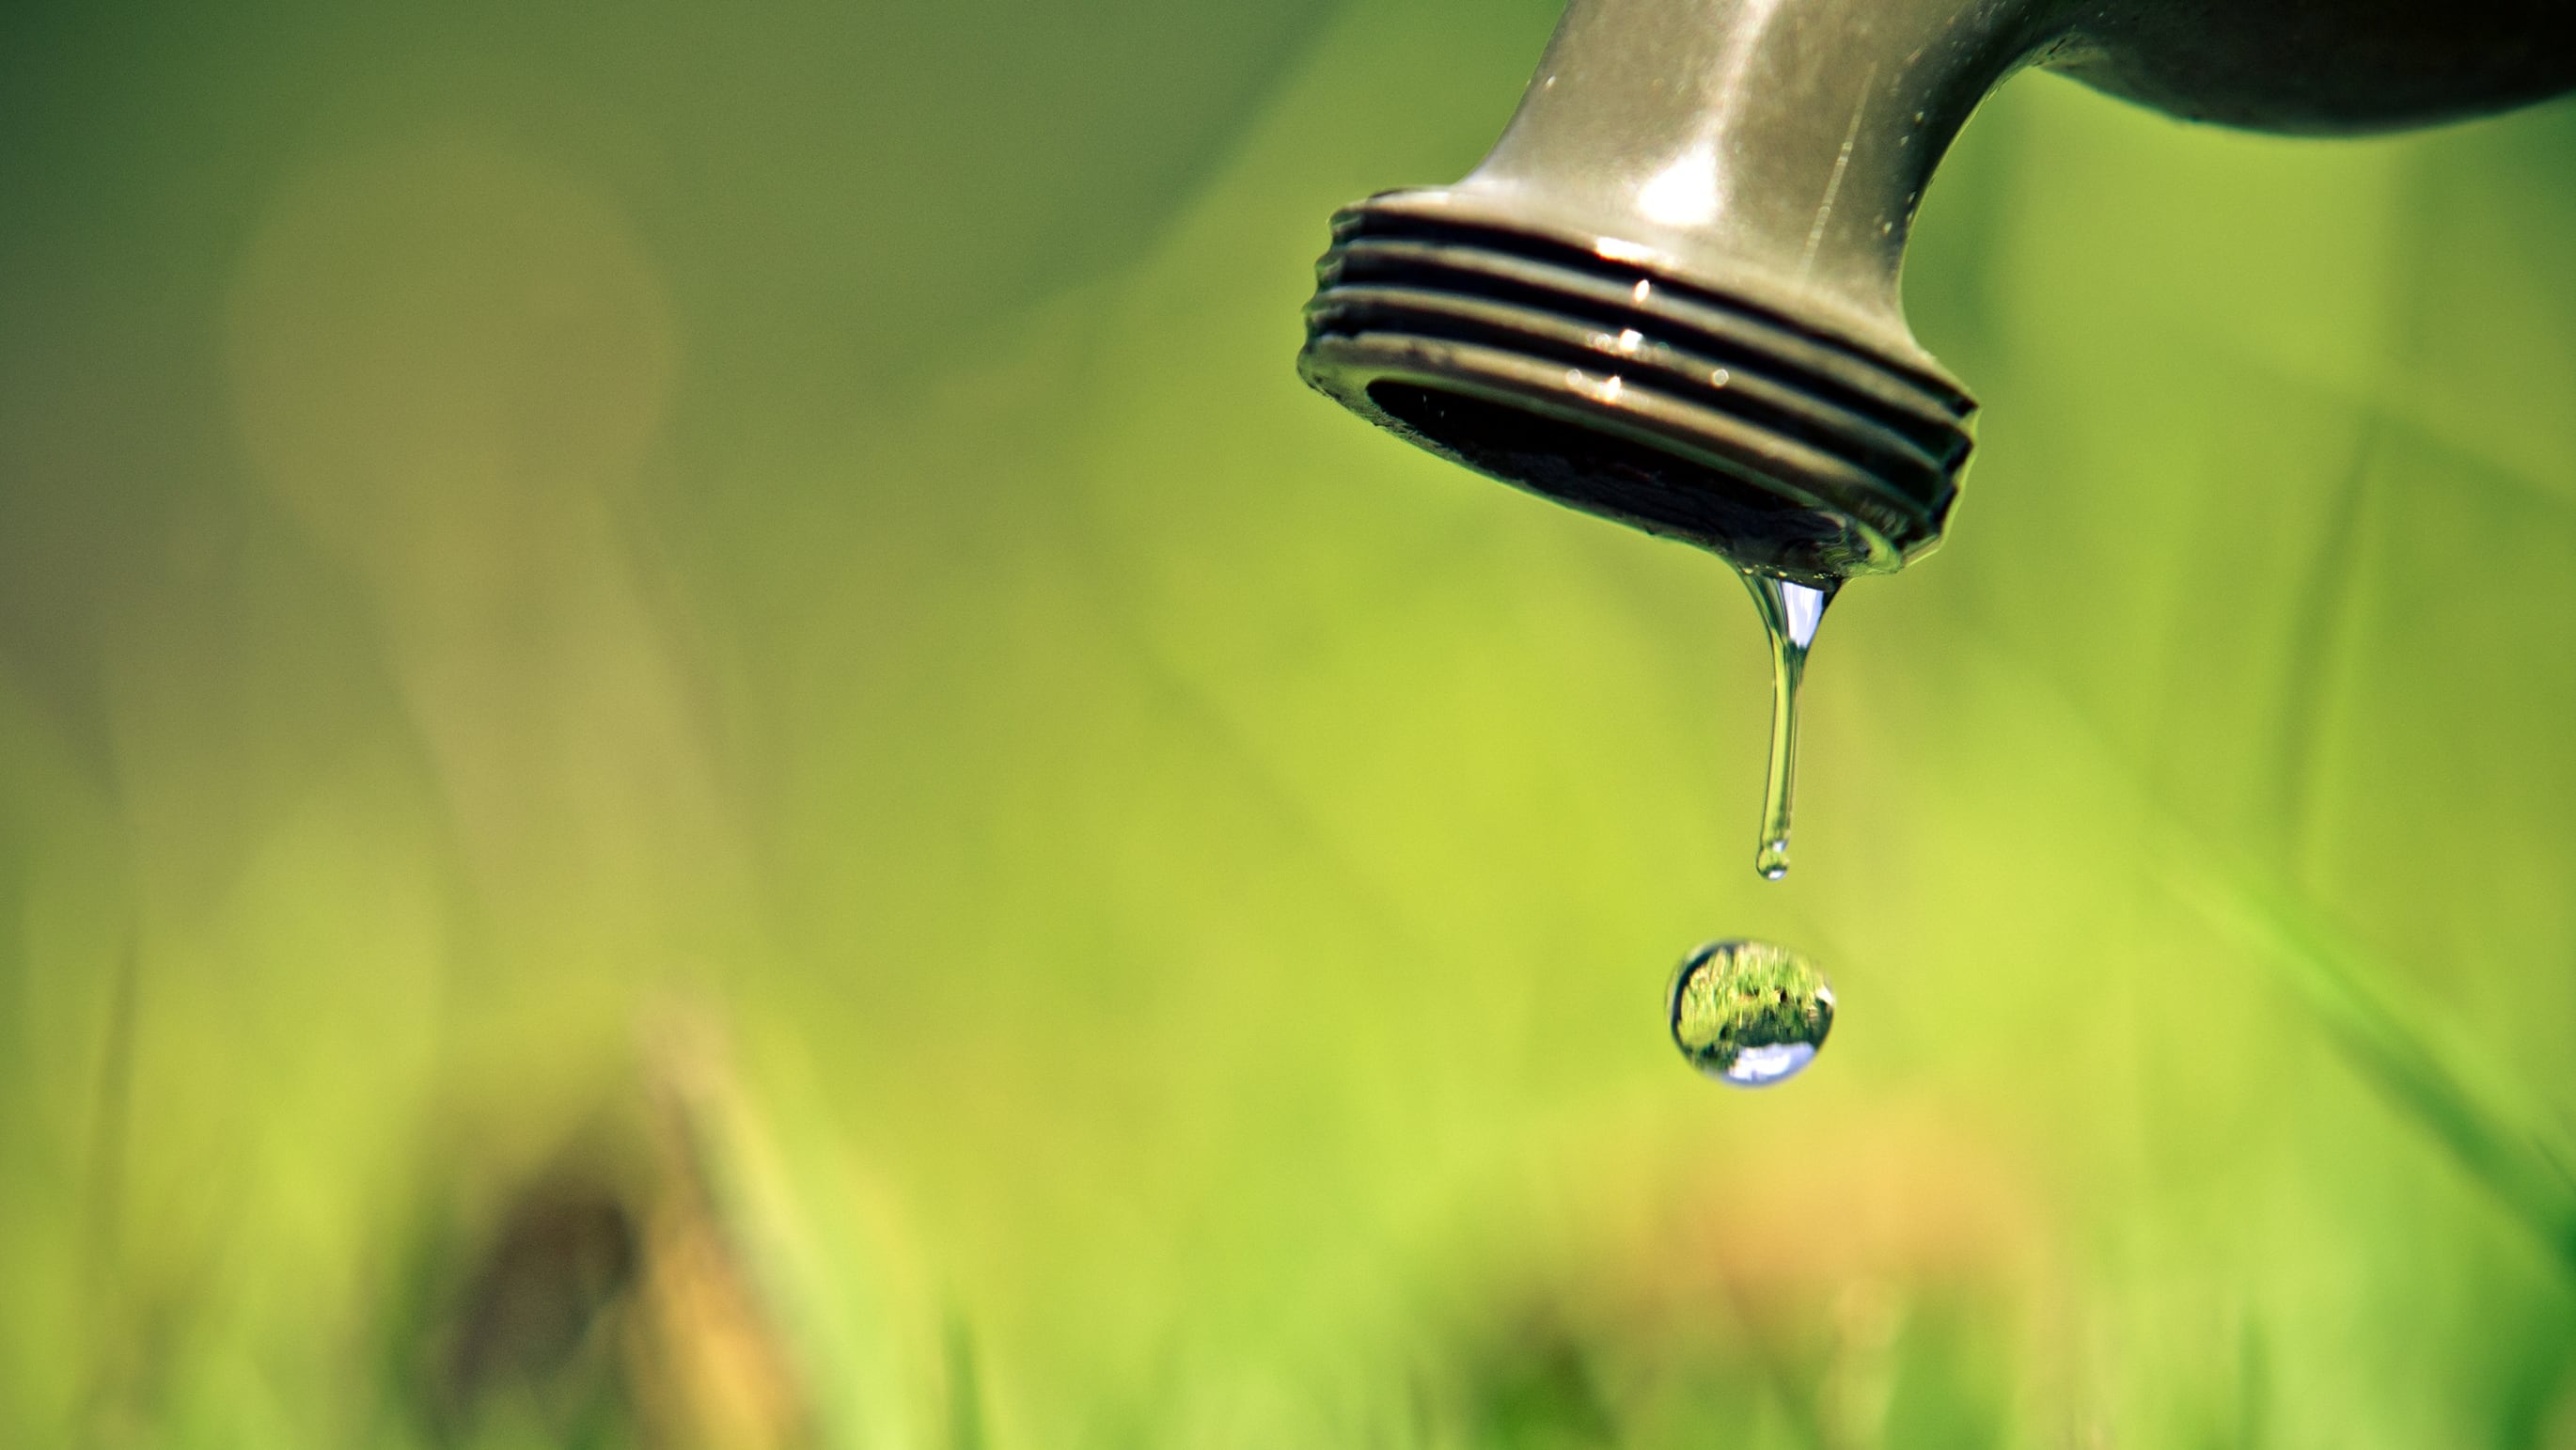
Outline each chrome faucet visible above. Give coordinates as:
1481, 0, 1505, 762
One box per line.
1299, 0, 2574, 585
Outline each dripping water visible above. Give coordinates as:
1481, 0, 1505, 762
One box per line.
1740, 571, 1836, 881
1668, 939, 1835, 1086
1664, 573, 1842, 1089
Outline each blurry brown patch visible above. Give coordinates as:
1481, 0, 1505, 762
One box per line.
419, 1013, 812, 1450
1437, 1102, 2046, 1448
442, 1168, 638, 1427
1657, 1105, 2043, 1316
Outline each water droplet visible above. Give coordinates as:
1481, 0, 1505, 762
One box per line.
1739, 571, 1835, 881
1668, 939, 1834, 1087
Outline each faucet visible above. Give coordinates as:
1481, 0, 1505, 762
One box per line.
1299, 0, 2575, 586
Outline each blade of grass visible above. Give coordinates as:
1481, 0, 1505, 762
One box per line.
1966, 618, 2576, 1282
2164, 849, 2576, 1276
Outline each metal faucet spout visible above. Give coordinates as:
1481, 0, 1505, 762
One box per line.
1298, 0, 2575, 582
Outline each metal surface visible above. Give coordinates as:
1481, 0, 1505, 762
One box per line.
1299, 0, 2576, 581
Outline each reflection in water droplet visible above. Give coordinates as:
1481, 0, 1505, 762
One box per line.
1740, 572, 1835, 881
1668, 939, 1834, 1087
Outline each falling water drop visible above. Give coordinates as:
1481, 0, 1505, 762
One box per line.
1667, 939, 1835, 1087
1740, 571, 1835, 881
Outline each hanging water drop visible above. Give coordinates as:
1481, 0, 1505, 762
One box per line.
1667, 939, 1835, 1087
1740, 571, 1835, 880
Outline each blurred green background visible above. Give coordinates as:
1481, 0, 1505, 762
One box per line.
6, 1, 2576, 1445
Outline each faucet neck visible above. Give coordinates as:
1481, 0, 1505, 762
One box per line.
1459, 0, 2061, 367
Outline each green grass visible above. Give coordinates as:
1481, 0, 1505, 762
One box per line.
6, 1, 2576, 1444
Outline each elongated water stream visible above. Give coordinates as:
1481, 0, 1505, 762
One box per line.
1739, 571, 1836, 881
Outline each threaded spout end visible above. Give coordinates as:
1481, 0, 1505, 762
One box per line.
1298, 196, 1975, 583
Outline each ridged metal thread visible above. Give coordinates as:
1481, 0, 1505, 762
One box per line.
1299, 200, 1975, 582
